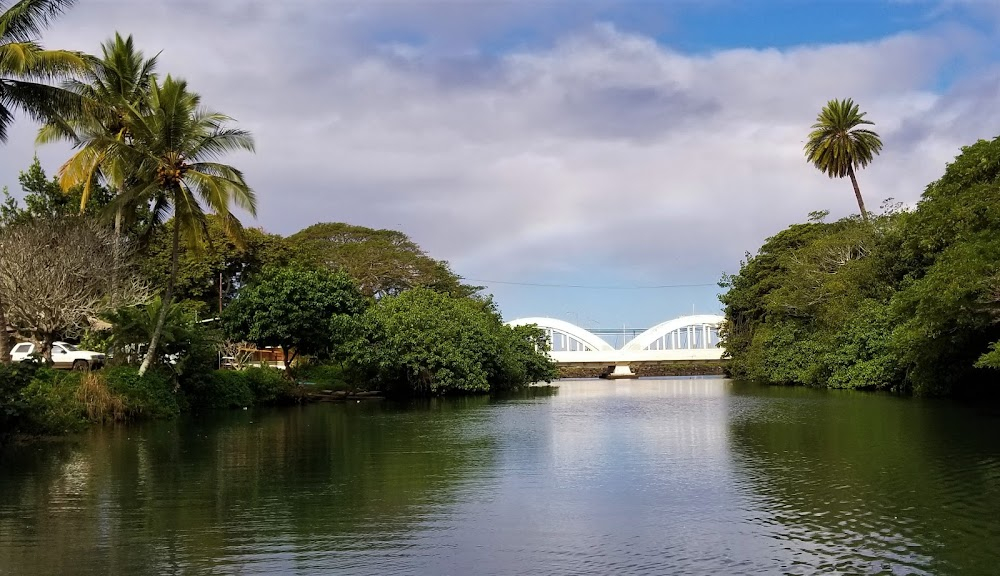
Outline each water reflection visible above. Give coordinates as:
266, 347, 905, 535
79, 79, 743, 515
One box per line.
1, 400, 499, 575
726, 383, 1000, 575
1, 379, 998, 575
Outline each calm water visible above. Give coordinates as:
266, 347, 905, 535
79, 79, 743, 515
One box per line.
2, 378, 999, 575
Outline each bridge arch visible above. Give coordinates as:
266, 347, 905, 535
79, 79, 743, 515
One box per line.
623, 314, 724, 352
507, 317, 615, 353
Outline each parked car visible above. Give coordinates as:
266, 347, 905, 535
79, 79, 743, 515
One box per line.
9, 341, 106, 370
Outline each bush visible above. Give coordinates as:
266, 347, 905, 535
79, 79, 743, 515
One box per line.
0, 362, 39, 440
243, 367, 288, 404
103, 367, 180, 419
291, 362, 350, 390
190, 370, 254, 410
19, 368, 87, 435
184, 367, 293, 411
349, 289, 557, 396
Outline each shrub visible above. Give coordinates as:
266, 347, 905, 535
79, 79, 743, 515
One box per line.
291, 362, 350, 390
242, 367, 287, 404
192, 371, 254, 410
350, 289, 557, 396
103, 367, 180, 419
76, 372, 128, 423
0, 362, 38, 440
19, 368, 87, 435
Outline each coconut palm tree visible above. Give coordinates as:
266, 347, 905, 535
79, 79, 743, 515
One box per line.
804, 98, 883, 222
37, 33, 159, 304
39, 33, 159, 204
96, 75, 255, 375
0, 0, 85, 143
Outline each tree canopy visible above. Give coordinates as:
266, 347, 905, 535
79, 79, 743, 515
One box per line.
349, 288, 557, 396
0, 0, 86, 142
140, 215, 286, 315
722, 135, 1000, 396
804, 98, 883, 221
222, 266, 368, 369
288, 222, 479, 299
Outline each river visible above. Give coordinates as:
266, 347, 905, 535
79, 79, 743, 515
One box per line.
1, 378, 998, 575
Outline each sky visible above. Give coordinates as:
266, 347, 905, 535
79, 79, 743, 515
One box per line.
3, 0, 1000, 330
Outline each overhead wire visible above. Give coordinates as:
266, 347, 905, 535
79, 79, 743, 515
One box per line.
464, 279, 718, 290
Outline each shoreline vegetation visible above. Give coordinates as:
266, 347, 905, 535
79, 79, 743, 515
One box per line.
0, 2, 557, 446
719, 134, 1000, 397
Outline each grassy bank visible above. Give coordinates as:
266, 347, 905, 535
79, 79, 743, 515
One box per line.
0, 363, 307, 446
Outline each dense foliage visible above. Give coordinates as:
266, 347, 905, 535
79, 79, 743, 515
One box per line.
140, 216, 286, 315
349, 288, 558, 396
222, 266, 368, 369
288, 222, 480, 298
721, 136, 1000, 396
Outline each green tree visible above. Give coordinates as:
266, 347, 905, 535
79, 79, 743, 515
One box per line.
141, 216, 286, 315
102, 297, 220, 381
886, 137, 1000, 394
36, 32, 159, 295
222, 266, 367, 370
85, 75, 256, 376
0, 0, 85, 142
350, 288, 556, 396
804, 98, 883, 222
288, 222, 479, 298
0, 157, 111, 224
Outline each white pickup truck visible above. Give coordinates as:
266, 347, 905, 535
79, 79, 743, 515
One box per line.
9, 341, 107, 370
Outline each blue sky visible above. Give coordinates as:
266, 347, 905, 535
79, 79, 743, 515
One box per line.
3, 0, 1000, 331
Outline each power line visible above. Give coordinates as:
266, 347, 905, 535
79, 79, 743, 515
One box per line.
465, 279, 718, 290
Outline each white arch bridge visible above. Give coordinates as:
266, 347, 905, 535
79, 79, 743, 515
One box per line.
507, 315, 725, 376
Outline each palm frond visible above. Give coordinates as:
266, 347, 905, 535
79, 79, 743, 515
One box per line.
0, 0, 76, 44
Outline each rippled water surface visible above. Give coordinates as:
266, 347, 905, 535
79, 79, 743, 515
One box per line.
2, 378, 999, 575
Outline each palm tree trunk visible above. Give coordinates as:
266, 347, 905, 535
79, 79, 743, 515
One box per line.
138, 220, 180, 376
848, 166, 869, 222
110, 207, 123, 308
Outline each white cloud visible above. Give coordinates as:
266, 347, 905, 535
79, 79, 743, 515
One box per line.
3, 0, 999, 298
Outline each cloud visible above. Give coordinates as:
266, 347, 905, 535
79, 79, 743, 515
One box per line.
3, 1, 999, 320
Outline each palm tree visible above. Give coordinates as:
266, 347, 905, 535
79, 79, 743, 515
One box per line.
98, 76, 256, 375
0, 0, 86, 143
804, 98, 883, 222
39, 33, 159, 203
37, 33, 159, 304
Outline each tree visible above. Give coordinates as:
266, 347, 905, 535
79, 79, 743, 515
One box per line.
0, 0, 85, 142
349, 288, 557, 396
288, 222, 479, 298
222, 266, 367, 370
804, 98, 883, 222
140, 215, 286, 315
0, 216, 150, 360
38, 33, 160, 307
84, 75, 256, 376
0, 158, 112, 363
0, 157, 111, 224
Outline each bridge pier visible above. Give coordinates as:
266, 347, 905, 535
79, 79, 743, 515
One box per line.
602, 362, 637, 380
